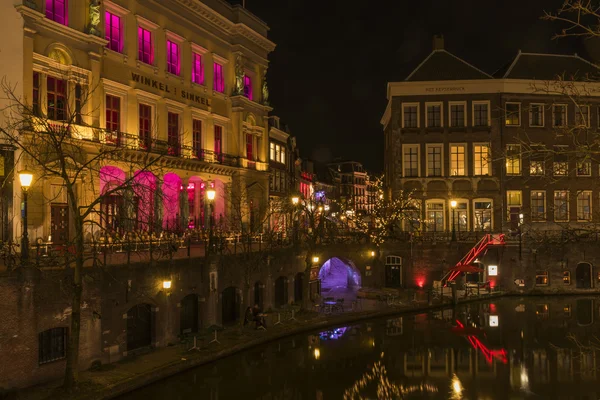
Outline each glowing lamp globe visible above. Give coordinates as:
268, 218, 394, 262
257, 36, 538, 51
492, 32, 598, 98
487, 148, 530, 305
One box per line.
450, 200, 457, 208
162, 280, 172, 289
291, 196, 299, 205
206, 188, 216, 201
19, 170, 33, 189
312, 256, 319, 263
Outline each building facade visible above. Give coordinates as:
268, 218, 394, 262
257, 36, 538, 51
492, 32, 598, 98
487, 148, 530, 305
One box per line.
268, 116, 295, 232
1, 0, 275, 243
328, 160, 369, 215
382, 36, 600, 235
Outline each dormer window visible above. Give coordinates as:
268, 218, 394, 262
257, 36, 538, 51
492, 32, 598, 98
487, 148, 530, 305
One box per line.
46, 0, 68, 26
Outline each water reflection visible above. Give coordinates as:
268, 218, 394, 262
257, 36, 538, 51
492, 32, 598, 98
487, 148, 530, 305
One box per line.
119, 297, 600, 400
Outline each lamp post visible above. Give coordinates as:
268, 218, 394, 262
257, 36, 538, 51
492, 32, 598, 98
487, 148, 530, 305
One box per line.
19, 170, 33, 263
518, 213, 524, 260
206, 186, 216, 254
450, 200, 457, 242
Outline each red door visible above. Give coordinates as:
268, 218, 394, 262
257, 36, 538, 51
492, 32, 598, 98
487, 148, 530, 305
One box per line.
51, 204, 69, 244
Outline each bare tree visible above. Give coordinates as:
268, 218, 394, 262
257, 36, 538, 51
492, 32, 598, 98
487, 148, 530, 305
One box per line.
0, 76, 169, 390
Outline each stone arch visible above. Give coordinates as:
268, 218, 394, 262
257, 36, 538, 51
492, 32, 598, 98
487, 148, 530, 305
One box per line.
318, 257, 362, 290
426, 180, 447, 193
133, 171, 157, 231
162, 172, 182, 231
126, 303, 153, 352
477, 179, 498, 192
452, 180, 472, 192
245, 113, 257, 126
46, 43, 73, 65
99, 166, 127, 233
576, 262, 593, 289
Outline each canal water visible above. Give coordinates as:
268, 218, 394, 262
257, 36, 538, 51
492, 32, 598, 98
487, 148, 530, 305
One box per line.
119, 297, 600, 399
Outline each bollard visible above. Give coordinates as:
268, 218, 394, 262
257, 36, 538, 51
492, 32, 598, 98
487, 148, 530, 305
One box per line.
288, 309, 296, 321
209, 330, 220, 345
274, 313, 283, 326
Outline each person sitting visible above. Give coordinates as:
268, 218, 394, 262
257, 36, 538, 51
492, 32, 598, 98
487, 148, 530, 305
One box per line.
252, 304, 266, 329
243, 306, 254, 327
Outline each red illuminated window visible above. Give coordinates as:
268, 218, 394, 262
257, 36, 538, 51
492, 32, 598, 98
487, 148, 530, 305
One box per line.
243, 75, 252, 100
193, 119, 202, 158
105, 12, 122, 53
47, 77, 66, 121
138, 27, 153, 65
192, 53, 204, 85
139, 104, 151, 149
105, 95, 120, 132
46, 0, 67, 25
213, 63, 224, 93
214, 125, 223, 160
167, 112, 179, 155
246, 134, 253, 160
167, 40, 180, 75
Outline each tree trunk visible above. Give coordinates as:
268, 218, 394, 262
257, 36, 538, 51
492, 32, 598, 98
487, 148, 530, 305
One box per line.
64, 219, 84, 390
302, 250, 313, 310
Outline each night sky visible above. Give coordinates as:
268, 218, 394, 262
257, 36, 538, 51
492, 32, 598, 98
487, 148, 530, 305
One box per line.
233, 0, 592, 173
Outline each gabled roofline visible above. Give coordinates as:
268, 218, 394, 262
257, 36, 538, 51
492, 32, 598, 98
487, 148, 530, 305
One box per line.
405, 49, 493, 81
503, 51, 600, 78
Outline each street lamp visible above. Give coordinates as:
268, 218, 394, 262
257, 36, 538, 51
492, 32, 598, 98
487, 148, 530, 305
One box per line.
518, 213, 524, 260
206, 186, 216, 253
291, 196, 299, 205
450, 200, 457, 242
19, 170, 33, 262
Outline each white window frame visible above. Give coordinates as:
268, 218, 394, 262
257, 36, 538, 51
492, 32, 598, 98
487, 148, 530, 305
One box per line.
529, 103, 545, 127
577, 156, 592, 177
506, 144, 522, 176
576, 104, 591, 128
553, 190, 570, 222
472, 100, 491, 127
426, 143, 444, 177
425, 199, 445, 232
507, 190, 522, 208
576, 191, 593, 222
473, 142, 491, 176
472, 198, 494, 231
448, 101, 467, 128
102, 79, 129, 133
402, 144, 420, 177
403, 200, 421, 232
530, 190, 546, 222
449, 199, 469, 232
401, 102, 420, 129
505, 102, 521, 127
425, 101, 444, 128
449, 143, 467, 176
552, 104, 567, 128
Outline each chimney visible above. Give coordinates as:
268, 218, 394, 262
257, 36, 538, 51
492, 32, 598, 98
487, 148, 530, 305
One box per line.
433, 34, 444, 51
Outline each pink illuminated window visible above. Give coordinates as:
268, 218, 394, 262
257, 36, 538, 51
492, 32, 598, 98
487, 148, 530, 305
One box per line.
167, 112, 180, 156
105, 95, 120, 132
243, 75, 252, 100
193, 119, 202, 158
105, 12, 122, 53
214, 125, 223, 160
246, 134, 253, 160
138, 27, 153, 65
46, 0, 68, 25
167, 40, 180, 75
139, 104, 152, 150
47, 77, 66, 121
213, 63, 224, 93
192, 53, 204, 85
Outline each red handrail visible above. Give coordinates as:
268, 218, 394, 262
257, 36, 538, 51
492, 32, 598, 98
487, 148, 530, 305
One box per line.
442, 234, 505, 285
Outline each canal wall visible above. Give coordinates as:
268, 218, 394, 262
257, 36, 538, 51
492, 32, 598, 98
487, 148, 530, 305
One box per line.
1, 237, 600, 391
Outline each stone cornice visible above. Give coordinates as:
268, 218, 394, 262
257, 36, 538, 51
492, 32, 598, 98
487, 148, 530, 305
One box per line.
231, 95, 272, 114
174, 0, 275, 53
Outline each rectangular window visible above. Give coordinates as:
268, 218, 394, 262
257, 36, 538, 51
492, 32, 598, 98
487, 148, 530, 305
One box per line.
473, 144, 490, 176
166, 40, 180, 75
243, 75, 252, 100
536, 272, 549, 286
563, 271, 571, 285
47, 77, 66, 121
553, 104, 567, 127
577, 155, 591, 176
280, 147, 286, 164
577, 191, 592, 221
505, 103, 521, 126
449, 103, 465, 127
531, 191, 546, 221
402, 104, 418, 128
246, 134, 253, 160
473, 101, 489, 127
75, 83, 83, 125
46, 0, 67, 25
507, 191, 522, 207
450, 144, 466, 176
554, 190, 569, 222
426, 103, 442, 128
530, 160, 545, 176
553, 146, 569, 176
138, 27, 153, 65
506, 144, 521, 175
403, 145, 418, 177
213, 63, 224, 93
39, 327, 67, 364
452, 201, 468, 232
426, 202, 444, 232
427, 145, 442, 177
576, 105, 590, 127
270, 142, 275, 161
167, 112, 179, 156
105, 94, 120, 132
474, 201, 492, 231
192, 119, 202, 159
139, 103, 152, 150
192, 53, 204, 85
529, 104, 544, 127
105, 12, 122, 53
33, 72, 40, 116
214, 125, 223, 159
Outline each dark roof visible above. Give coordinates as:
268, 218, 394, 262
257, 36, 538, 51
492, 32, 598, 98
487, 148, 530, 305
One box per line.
498, 52, 599, 80
406, 50, 492, 82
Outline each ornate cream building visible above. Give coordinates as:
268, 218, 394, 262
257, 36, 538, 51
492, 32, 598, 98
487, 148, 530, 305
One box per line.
1, 0, 275, 243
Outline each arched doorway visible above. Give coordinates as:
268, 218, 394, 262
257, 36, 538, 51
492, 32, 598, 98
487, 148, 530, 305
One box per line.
126, 304, 152, 351
294, 273, 304, 303
318, 257, 362, 303
576, 299, 594, 326
222, 287, 240, 325
180, 294, 199, 334
576, 262, 593, 289
274, 276, 288, 308
254, 281, 264, 309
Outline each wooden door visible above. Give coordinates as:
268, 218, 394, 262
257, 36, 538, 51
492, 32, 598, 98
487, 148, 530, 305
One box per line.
51, 204, 69, 244
127, 304, 152, 351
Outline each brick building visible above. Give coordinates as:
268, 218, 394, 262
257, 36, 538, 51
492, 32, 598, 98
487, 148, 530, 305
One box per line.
382, 35, 600, 235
